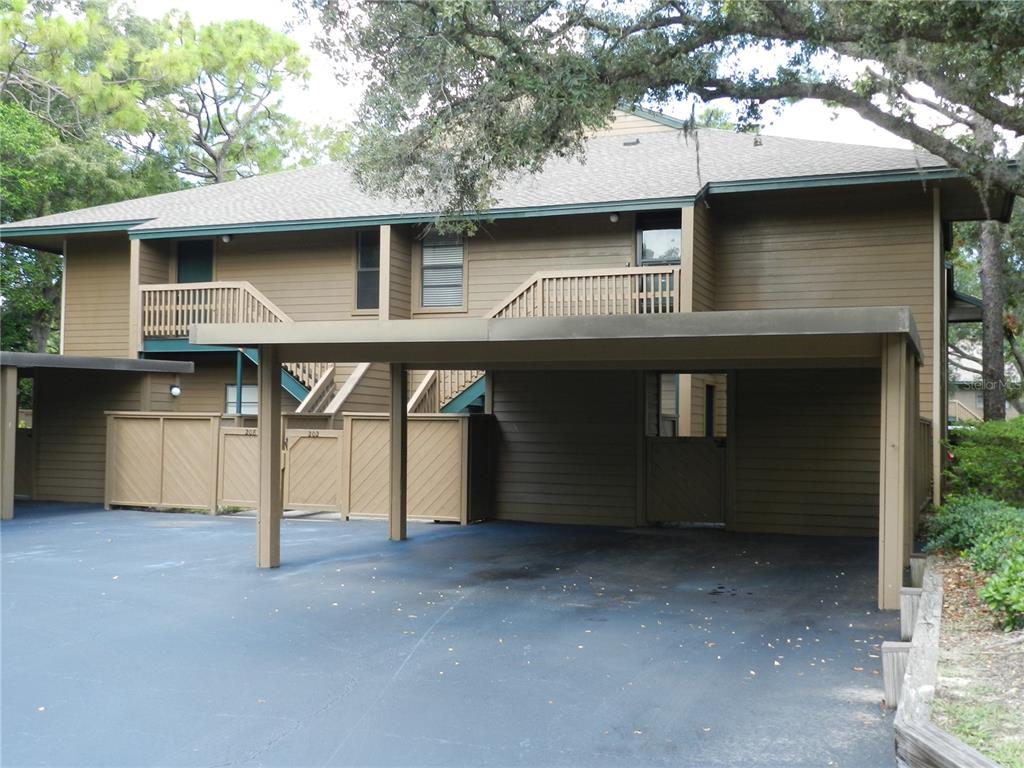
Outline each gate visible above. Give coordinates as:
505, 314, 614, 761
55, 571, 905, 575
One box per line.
646, 437, 725, 524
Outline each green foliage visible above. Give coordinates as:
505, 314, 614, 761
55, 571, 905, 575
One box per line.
979, 556, 1024, 631
137, 16, 315, 182
945, 418, 1024, 505
0, 101, 183, 351
926, 495, 1024, 630
2, 2, 349, 351
925, 496, 1023, 555
302, 0, 1024, 216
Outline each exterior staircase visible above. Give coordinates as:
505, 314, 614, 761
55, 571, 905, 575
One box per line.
407, 264, 681, 412
143, 264, 680, 415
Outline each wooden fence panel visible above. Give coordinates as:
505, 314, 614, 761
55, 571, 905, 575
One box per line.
161, 418, 219, 508
106, 416, 163, 507
342, 414, 469, 522
284, 429, 344, 512
105, 413, 219, 510
219, 428, 258, 507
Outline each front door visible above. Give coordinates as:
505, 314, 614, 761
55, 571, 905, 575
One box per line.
177, 241, 214, 283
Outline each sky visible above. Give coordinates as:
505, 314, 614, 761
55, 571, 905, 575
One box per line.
133, 0, 912, 150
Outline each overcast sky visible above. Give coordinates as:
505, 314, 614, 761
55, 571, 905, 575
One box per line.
134, 0, 912, 150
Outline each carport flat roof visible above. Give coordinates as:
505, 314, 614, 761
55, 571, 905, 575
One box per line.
0, 351, 194, 374
191, 306, 921, 370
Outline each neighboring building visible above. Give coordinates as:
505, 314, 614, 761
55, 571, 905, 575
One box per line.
1, 107, 1015, 609
948, 380, 1020, 422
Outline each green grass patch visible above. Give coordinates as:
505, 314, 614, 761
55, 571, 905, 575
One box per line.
932, 697, 1024, 768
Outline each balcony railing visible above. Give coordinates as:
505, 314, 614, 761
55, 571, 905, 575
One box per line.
491, 266, 682, 319
141, 281, 290, 338
141, 282, 333, 390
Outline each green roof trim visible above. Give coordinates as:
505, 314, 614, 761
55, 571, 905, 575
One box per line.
127, 197, 698, 240
706, 166, 962, 195
143, 339, 241, 354
0, 220, 149, 238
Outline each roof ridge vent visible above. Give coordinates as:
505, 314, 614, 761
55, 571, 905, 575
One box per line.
622, 137, 640, 146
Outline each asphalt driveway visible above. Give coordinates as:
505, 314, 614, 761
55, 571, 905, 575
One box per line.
2, 503, 896, 767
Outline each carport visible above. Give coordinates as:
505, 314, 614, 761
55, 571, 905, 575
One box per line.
191, 306, 926, 610
0, 352, 193, 519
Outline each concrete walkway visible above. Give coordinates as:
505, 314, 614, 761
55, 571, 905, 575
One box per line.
2, 503, 896, 767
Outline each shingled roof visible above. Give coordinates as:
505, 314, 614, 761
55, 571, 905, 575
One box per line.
1, 124, 950, 239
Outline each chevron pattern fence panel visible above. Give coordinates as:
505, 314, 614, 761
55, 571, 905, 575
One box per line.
284, 429, 344, 512
105, 413, 219, 511
342, 414, 469, 523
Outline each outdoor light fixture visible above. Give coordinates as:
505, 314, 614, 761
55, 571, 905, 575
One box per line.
221, 234, 232, 243
609, 213, 620, 223
169, 384, 182, 398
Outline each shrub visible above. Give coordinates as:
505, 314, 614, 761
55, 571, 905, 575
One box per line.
925, 496, 1023, 555
945, 418, 1024, 505
926, 495, 1024, 631
979, 555, 1024, 631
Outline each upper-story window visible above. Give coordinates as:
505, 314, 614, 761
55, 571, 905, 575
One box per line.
636, 211, 681, 266
421, 232, 464, 308
356, 230, 380, 311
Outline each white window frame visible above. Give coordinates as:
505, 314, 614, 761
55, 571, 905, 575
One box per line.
419, 233, 465, 310
225, 384, 258, 415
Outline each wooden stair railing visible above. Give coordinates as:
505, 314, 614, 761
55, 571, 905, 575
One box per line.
948, 400, 982, 422
141, 281, 290, 336
490, 265, 682, 319
409, 265, 682, 411
142, 281, 329, 393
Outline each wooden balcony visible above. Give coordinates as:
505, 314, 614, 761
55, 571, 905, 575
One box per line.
140, 282, 330, 390
491, 266, 682, 319
141, 281, 289, 338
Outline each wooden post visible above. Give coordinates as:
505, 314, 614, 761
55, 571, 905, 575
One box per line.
879, 334, 910, 610
1, 365, 17, 520
389, 362, 408, 541
379, 225, 392, 320
882, 640, 912, 708
257, 344, 282, 567
128, 239, 142, 357
900, 587, 923, 641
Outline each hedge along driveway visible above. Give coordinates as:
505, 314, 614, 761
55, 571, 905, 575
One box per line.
3, 503, 897, 767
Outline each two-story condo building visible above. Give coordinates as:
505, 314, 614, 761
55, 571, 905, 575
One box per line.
1, 109, 1012, 609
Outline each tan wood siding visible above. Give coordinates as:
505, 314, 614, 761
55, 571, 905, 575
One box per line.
139, 240, 171, 284
341, 362, 391, 412
214, 229, 355, 321
387, 225, 413, 319
714, 185, 934, 417
731, 368, 880, 537
423, 214, 636, 319
690, 373, 728, 437
32, 369, 145, 503
492, 370, 639, 526
63, 235, 131, 356
592, 110, 680, 137
691, 202, 714, 311
149, 355, 297, 415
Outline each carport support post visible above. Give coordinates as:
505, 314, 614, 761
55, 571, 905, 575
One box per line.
878, 335, 910, 610
1, 365, 16, 520
257, 344, 282, 568
389, 362, 407, 541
